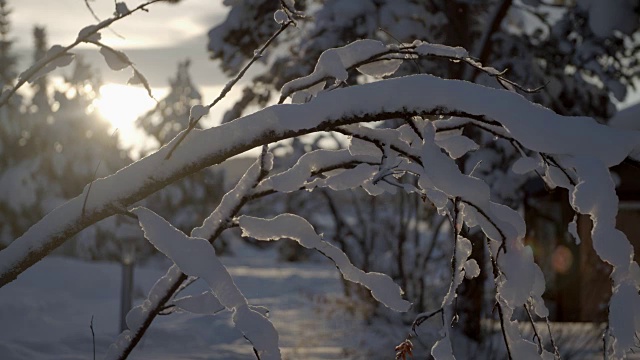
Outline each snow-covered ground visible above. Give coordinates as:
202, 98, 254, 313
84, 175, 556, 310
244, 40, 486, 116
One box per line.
0, 251, 372, 360
1, 250, 635, 360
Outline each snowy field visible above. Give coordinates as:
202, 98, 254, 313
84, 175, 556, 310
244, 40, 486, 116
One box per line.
1, 252, 636, 360
0, 252, 377, 360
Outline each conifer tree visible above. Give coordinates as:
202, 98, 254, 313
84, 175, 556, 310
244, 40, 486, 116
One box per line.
0, 0, 15, 89
30, 26, 50, 114
137, 60, 225, 250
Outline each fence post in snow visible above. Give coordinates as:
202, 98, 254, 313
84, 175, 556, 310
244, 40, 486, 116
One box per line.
120, 242, 135, 333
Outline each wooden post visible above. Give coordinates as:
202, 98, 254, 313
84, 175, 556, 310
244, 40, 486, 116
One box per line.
119, 243, 135, 333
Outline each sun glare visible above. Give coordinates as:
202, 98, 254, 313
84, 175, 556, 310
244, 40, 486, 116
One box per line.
94, 83, 166, 158
95, 83, 158, 130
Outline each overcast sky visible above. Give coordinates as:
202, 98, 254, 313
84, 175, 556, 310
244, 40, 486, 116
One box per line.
11, 0, 231, 88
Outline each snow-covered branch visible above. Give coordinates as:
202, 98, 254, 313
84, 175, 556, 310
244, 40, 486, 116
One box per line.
1, 74, 638, 288
106, 152, 271, 360
238, 213, 411, 312
2, 60, 640, 357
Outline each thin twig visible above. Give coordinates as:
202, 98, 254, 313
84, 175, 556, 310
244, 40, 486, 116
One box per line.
82, 159, 102, 217
253, 346, 262, 360
164, 19, 294, 160
82, 128, 118, 217
524, 302, 544, 354
0, 0, 166, 108
459, 200, 508, 256
172, 276, 198, 299
411, 308, 444, 333
83, 0, 125, 39
496, 301, 514, 360
541, 153, 577, 186
88, 40, 156, 100
545, 317, 561, 359
485, 233, 513, 360
90, 315, 96, 360
84, 0, 101, 22
406, 117, 424, 141
279, 42, 545, 103
158, 304, 176, 315
378, 27, 423, 73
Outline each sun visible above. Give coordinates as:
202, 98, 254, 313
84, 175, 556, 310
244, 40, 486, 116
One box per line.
94, 83, 164, 157
94, 83, 158, 130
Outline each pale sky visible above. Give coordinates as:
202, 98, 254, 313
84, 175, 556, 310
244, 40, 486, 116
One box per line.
12, 0, 225, 49
8, 0, 248, 156
11, 0, 231, 87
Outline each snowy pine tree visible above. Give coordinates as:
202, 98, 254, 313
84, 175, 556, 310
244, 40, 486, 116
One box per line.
30, 26, 50, 115
0, 0, 15, 89
136, 60, 226, 251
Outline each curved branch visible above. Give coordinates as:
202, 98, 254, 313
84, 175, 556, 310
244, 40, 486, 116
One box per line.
0, 74, 635, 286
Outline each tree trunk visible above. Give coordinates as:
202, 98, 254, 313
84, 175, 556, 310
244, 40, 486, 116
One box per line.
459, 231, 486, 342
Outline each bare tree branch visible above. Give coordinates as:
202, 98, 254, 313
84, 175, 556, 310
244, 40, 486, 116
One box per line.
0, 0, 167, 108
164, 18, 294, 160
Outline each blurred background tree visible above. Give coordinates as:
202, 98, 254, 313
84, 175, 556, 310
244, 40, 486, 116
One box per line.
0, 5, 147, 264
136, 59, 226, 252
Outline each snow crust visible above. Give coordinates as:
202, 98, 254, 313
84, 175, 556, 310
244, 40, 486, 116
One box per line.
431, 335, 455, 360
262, 149, 377, 192
189, 104, 210, 123
610, 103, 640, 130
133, 207, 281, 360
19, 45, 75, 84
511, 156, 540, 175
106, 155, 272, 359
193, 153, 272, 240
238, 214, 411, 312
435, 131, 479, 159
106, 264, 182, 359
281, 39, 390, 98
115, 2, 130, 16
4, 74, 638, 281
99, 47, 130, 71
273, 9, 288, 24
77, 25, 101, 42
173, 291, 223, 314
413, 40, 468, 59
280, 38, 473, 101
307, 163, 378, 191
357, 59, 403, 78
567, 157, 640, 356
